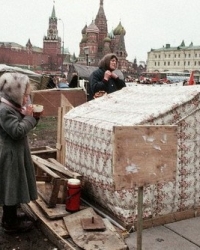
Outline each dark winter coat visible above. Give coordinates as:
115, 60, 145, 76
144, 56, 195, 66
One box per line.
0, 73, 38, 206
88, 53, 126, 100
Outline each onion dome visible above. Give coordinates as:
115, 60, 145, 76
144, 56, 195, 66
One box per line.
104, 36, 111, 43
81, 24, 87, 35
86, 20, 99, 34
108, 29, 115, 39
113, 21, 126, 35
80, 34, 88, 43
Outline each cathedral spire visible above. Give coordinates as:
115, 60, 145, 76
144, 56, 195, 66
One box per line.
100, 0, 103, 6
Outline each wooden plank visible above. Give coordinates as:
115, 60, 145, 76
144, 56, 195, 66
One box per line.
36, 195, 70, 219
36, 179, 63, 208
61, 106, 67, 165
48, 158, 82, 178
56, 107, 62, 163
32, 155, 80, 178
60, 94, 74, 165
37, 181, 53, 203
32, 156, 61, 179
57, 94, 74, 165
35, 176, 52, 182
60, 93, 74, 109
63, 207, 127, 250
28, 201, 68, 237
48, 178, 63, 208
113, 125, 177, 189
37, 181, 65, 201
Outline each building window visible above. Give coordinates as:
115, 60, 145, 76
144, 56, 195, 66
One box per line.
158, 62, 160, 66
164, 62, 166, 66
188, 61, 190, 65
174, 54, 176, 58
195, 61, 197, 66
178, 62, 180, 66
168, 62, 170, 66
188, 54, 191, 58
155, 62, 156, 66
195, 54, 197, 57
174, 61, 176, 66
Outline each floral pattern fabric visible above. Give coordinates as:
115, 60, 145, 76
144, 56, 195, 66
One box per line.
64, 85, 200, 226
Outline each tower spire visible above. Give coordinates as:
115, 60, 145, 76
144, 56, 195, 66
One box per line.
100, 0, 103, 6
51, 5, 56, 18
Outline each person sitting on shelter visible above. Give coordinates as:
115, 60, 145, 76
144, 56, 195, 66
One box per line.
88, 53, 126, 100
68, 72, 78, 88
57, 74, 69, 88
47, 75, 57, 88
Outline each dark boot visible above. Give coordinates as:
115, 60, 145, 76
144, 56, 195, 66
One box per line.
2, 205, 34, 234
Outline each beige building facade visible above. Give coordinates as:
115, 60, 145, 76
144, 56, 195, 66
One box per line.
147, 40, 200, 74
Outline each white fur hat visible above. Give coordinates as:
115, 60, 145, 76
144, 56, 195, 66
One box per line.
0, 72, 30, 106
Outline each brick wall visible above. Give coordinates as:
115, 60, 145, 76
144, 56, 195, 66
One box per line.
31, 88, 87, 116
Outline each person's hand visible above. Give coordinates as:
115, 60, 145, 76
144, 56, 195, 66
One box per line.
111, 72, 118, 79
25, 104, 33, 116
104, 70, 112, 81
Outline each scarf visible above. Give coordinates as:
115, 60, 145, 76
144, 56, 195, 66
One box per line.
1, 97, 26, 115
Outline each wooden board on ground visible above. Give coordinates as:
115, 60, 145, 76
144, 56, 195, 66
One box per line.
28, 201, 68, 238
113, 125, 177, 189
28, 202, 82, 250
36, 195, 70, 219
63, 207, 127, 250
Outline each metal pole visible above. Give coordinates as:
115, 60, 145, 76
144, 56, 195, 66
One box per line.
59, 18, 64, 75
137, 186, 143, 250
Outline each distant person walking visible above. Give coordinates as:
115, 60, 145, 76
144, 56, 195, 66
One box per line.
88, 53, 126, 100
0, 72, 42, 234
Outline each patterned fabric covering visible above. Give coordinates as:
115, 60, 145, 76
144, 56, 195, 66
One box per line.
64, 85, 200, 226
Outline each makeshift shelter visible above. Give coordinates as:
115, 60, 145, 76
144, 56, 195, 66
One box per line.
0, 64, 49, 90
63, 84, 200, 228
67, 64, 124, 82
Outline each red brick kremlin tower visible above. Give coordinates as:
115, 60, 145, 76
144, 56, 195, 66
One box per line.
0, 5, 63, 73
43, 5, 62, 71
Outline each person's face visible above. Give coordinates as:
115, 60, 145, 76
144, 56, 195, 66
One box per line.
109, 58, 117, 70
22, 85, 31, 106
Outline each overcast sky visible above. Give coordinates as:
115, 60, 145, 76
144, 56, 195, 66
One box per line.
1, 0, 200, 63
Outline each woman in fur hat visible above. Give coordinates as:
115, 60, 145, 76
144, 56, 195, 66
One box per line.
0, 72, 41, 234
88, 53, 126, 100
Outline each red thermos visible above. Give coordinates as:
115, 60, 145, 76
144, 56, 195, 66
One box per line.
66, 179, 81, 212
